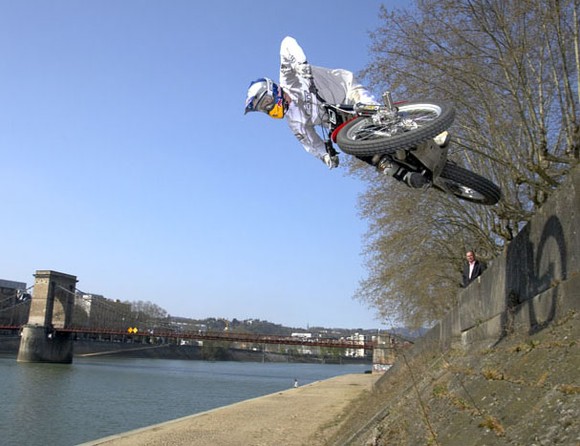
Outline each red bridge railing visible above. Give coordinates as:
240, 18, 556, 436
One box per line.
1, 325, 375, 350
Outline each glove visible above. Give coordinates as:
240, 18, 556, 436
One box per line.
323, 153, 339, 169
295, 62, 313, 79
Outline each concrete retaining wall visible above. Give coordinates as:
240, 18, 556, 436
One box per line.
400, 165, 579, 360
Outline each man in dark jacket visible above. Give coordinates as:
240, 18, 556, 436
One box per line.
462, 251, 486, 287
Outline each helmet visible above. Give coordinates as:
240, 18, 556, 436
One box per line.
244, 78, 287, 119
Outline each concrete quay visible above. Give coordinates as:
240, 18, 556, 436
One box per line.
79, 372, 379, 446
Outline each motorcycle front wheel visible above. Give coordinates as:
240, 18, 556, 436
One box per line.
335, 100, 455, 157
434, 162, 502, 205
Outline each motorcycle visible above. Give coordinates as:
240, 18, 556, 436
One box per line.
322, 91, 502, 206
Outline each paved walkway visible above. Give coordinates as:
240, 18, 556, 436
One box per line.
80, 373, 379, 446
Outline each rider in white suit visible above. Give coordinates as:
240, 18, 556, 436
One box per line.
245, 36, 448, 188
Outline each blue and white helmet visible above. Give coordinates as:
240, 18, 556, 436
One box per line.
244, 78, 287, 119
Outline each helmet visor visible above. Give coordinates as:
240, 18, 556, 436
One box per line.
254, 92, 275, 113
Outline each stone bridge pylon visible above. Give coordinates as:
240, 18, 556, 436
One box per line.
17, 270, 77, 363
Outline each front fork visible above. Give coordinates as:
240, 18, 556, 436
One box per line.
325, 139, 338, 158
324, 91, 397, 160
382, 91, 394, 111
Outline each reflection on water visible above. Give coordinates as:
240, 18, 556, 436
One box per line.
0, 355, 368, 446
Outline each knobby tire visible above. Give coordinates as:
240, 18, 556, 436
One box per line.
335, 100, 455, 157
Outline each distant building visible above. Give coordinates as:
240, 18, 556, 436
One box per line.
345, 333, 367, 358
0, 279, 26, 292
291, 332, 312, 339
291, 332, 313, 355
0, 279, 29, 326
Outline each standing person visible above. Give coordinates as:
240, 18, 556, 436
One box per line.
244, 36, 449, 188
462, 251, 486, 287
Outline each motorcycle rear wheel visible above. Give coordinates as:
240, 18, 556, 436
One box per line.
335, 100, 455, 157
435, 162, 501, 205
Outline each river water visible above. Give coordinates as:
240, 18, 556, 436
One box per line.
0, 354, 369, 446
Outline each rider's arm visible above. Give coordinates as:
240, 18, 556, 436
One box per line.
280, 37, 328, 163
285, 109, 327, 161
280, 36, 309, 88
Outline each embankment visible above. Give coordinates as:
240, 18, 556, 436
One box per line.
328, 167, 580, 445
0, 337, 370, 365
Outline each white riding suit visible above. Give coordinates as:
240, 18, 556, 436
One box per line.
279, 36, 376, 163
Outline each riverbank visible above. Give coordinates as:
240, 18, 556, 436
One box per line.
79, 372, 379, 446
0, 336, 371, 365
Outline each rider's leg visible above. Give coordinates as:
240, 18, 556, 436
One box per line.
376, 156, 430, 189
355, 155, 429, 189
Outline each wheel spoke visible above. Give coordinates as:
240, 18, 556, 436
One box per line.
438, 163, 501, 205
336, 100, 455, 157
349, 109, 441, 142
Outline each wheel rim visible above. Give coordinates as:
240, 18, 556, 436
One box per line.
345, 104, 443, 142
441, 180, 488, 202
398, 103, 443, 124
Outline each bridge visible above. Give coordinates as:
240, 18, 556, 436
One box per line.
0, 324, 376, 350
1, 270, 395, 368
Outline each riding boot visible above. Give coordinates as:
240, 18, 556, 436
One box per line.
377, 156, 430, 189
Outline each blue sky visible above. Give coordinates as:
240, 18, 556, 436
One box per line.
0, 0, 404, 330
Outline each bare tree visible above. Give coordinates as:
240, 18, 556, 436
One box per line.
352, 0, 579, 327
128, 300, 168, 320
